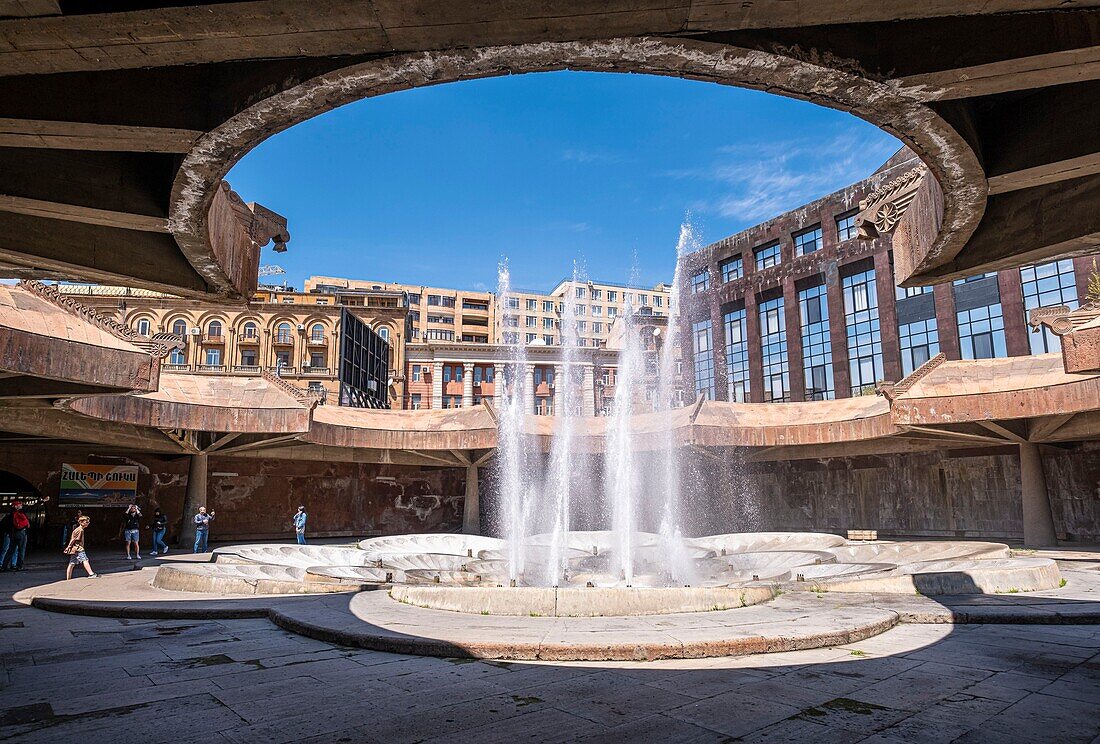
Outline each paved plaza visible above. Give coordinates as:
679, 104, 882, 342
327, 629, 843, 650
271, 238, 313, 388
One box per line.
2, 555, 1098, 744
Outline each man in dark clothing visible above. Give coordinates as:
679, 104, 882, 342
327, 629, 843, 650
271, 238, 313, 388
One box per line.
0, 509, 12, 571
122, 504, 142, 560
1, 502, 30, 571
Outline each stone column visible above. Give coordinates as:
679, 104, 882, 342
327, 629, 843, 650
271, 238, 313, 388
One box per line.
177, 452, 208, 548
463, 464, 480, 534
581, 364, 596, 416
1019, 443, 1057, 547
493, 363, 505, 406
431, 361, 443, 409
524, 364, 535, 414
552, 364, 563, 416
461, 362, 474, 408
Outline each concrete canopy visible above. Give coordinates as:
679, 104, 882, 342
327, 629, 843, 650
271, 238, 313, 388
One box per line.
1, 3, 1099, 297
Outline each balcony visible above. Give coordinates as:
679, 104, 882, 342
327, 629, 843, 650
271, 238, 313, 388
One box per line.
163, 363, 190, 372
272, 333, 294, 346
306, 334, 326, 346
237, 333, 260, 345
301, 365, 330, 375
202, 334, 225, 344
197, 364, 226, 373
232, 365, 260, 374
267, 365, 296, 376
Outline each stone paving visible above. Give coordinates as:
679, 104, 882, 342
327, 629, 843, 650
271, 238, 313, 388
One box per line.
3, 553, 1100, 743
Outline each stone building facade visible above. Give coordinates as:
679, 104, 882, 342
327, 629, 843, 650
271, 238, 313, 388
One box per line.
678, 149, 1097, 403
55, 284, 412, 408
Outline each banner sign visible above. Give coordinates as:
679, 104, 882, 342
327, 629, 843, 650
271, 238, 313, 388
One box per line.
60, 463, 139, 507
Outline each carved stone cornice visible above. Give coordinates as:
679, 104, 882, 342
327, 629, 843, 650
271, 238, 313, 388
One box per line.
857, 167, 927, 240
876, 352, 946, 401
1028, 301, 1100, 337
19, 279, 183, 358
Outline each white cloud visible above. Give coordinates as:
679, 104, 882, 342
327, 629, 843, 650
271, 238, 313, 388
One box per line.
666, 129, 900, 224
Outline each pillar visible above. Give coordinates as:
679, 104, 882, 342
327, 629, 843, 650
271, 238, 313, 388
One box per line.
493, 362, 505, 406
1019, 443, 1057, 547
581, 364, 595, 417
461, 362, 474, 408
431, 361, 443, 409
552, 364, 563, 416
463, 464, 480, 534
524, 364, 535, 414
177, 452, 208, 548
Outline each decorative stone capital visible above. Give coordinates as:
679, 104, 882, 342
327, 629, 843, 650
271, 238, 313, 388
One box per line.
857, 167, 927, 240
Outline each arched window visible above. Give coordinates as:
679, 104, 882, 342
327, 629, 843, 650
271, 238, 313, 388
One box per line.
276, 322, 293, 344
136, 318, 151, 336
171, 319, 187, 338
310, 323, 324, 342
169, 347, 186, 365
208, 320, 222, 337
242, 322, 258, 339
378, 326, 390, 343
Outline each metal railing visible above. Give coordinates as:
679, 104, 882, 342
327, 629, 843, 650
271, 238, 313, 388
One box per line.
306, 334, 326, 345
273, 333, 294, 345
201, 334, 225, 344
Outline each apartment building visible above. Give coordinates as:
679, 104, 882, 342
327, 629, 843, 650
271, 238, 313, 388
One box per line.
306, 275, 671, 350
678, 149, 1094, 404
55, 284, 411, 408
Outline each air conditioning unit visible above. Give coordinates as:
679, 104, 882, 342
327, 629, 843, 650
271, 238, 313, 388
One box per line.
189, 328, 201, 335
296, 324, 305, 331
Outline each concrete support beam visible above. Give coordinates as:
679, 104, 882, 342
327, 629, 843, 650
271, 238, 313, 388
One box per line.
1019, 442, 1058, 547
177, 452, 208, 549
463, 464, 480, 535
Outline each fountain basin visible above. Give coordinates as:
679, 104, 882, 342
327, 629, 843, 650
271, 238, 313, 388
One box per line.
153, 563, 360, 595
389, 584, 777, 617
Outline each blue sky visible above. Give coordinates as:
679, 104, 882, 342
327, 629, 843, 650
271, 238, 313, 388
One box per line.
228, 71, 900, 293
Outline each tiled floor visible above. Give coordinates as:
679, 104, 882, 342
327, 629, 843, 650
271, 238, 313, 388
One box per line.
2, 555, 1099, 743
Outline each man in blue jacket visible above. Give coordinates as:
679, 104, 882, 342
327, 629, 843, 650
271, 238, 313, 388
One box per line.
292, 506, 307, 545
192, 506, 214, 553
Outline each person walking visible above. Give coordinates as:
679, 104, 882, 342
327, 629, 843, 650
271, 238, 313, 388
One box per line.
292, 506, 307, 545
149, 509, 169, 556
192, 506, 214, 553
62, 509, 83, 549
122, 504, 142, 560
0, 507, 12, 572
1, 502, 31, 571
64, 515, 98, 579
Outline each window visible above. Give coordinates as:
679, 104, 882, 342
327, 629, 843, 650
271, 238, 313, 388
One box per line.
410, 394, 422, 409
843, 268, 883, 395
899, 318, 939, 376
442, 395, 460, 409
427, 314, 454, 324
408, 293, 421, 305
836, 211, 858, 242
720, 256, 743, 283
953, 272, 997, 286
485, 366, 495, 383
204, 348, 221, 366
506, 297, 520, 310
690, 269, 710, 294
503, 316, 518, 328
309, 352, 325, 368
793, 225, 823, 256
239, 350, 257, 366
275, 351, 291, 367
275, 322, 293, 344
692, 319, 716, 401
526, 298, 537, 311
310, 323, 324, 341
503, 332, 518, 345
607, 306, 617, 318
526, 333, 538, 343
443, 365, 452, 383
577, 321, 587, 332
759, 296, 789, 402
639, 294, 648, 306
241, 322, 258, 339
607, 291, 618, 303
576, 305, 586, 316
724, 308, 749, 402
655, 296, 663, 308
378, 327, 390, 343
593, 322, 603, 334
799, 282, 834, 400
136, 318, 151, 336
473, 367, 483, 384
957, 304, 1007, 360
427, 295, 456, 307
575, 287, 585, 299
169, 348, 186, 365
755, 242, 782, 270
896, 285, 933, 299
171, 319, 187, 338
315, 298, 328, 305
424, 329, 455, 341
543, 300, 554, 313
412, 365, 422, 382
592, 305, 602, 317
526, 316, 537, 328
543, 317, 554, 329
1021, 260, 1078, 354
544, 334, 555, 345
591, 289, 602, 300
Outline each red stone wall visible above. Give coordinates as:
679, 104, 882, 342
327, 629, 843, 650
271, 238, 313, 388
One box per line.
3, 445, 465, 547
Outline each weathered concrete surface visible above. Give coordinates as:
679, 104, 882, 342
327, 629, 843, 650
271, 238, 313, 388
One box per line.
152, 563, 359, 595
817, 557, 1063, 595
389, 585, 777, 617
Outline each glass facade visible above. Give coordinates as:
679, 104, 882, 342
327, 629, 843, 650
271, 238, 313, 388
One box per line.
957, 304, 1007, 359
1020, 260, 1078, 354
899, 318, 939, 376
723, 308, 749, 402
755, 242, 782, 270
720, 256, 743, 283
692, 319, 716, 400
799, 283, 833, 400
759, 296, 789, 402
793, 225, 823, 256
843, 268, 883, 395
